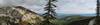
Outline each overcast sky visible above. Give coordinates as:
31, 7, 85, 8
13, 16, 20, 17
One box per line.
0, 0, 97, 14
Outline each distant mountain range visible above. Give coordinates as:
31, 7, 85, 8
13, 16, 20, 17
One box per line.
38, 13, 96, 18
56, 13, 96, 18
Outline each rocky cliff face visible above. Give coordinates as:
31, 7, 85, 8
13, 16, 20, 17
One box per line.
0, 6, 45, 25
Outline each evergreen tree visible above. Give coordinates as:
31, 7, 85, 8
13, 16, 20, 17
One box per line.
42, 0, 57, 25
96, 0, 100, 18
43, 0, 57, 20
95, 0, 100, 25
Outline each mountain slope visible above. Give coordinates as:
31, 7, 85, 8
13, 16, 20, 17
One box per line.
0, 6, 45, 25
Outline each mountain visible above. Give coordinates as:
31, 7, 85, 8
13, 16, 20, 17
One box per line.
80, 14, 96, 16
0, 6, 45, 25
56, 13, 96, 18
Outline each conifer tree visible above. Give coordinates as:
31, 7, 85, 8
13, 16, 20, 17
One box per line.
43, 0, 57, 20
42, 0, 57, 25
95, 0, 100, 25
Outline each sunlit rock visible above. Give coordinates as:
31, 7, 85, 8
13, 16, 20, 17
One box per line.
0, 6, 45, 25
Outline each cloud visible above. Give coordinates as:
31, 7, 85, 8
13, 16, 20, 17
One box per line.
0, 0, 26, 7
0, 0, 46, 13
0, 0, 96, 14
56, 0, 96, 14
